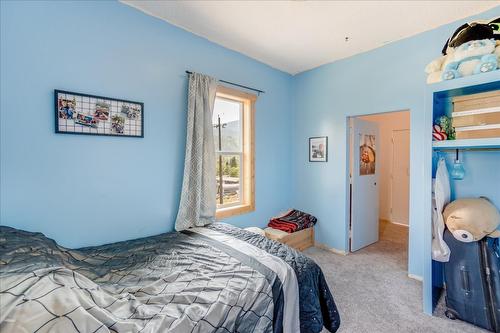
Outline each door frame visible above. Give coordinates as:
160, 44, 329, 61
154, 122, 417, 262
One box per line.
345, 110, 411, 262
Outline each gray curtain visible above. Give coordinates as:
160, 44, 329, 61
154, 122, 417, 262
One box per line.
175, 73, 218, 231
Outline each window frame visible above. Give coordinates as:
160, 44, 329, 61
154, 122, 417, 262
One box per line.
214, 97, 243, 209
214, 85, 256, 219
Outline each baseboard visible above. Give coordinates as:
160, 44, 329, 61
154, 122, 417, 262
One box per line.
315, 242, 348, 255
408, 273, 423, 282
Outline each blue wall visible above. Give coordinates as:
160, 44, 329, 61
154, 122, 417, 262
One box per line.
291, 6, 500, 278
0, 1, 293, 248
1, 0, 499, 278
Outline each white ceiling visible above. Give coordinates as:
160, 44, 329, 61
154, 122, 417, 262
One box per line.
122, 1, 499, 74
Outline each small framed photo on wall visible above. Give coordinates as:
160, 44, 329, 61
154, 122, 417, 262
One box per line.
309, 136, 328, 162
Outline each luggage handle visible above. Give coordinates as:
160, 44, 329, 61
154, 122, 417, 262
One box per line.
482, 239, 499, 332
493, 238, 499, 258
460, 267, 470, 295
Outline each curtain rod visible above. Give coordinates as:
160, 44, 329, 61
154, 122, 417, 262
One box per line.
185, 71, 265, 95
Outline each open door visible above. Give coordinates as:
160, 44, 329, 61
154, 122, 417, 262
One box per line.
350, 118, 380, 252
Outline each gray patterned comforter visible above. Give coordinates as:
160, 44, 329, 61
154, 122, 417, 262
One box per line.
0, 224, 339, 333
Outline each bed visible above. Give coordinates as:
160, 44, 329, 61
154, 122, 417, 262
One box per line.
0, 223, 340, 333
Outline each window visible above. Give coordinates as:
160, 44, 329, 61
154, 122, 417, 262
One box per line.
213, 86, 256, 219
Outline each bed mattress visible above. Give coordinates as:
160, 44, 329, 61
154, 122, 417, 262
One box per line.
0, 223, 340, 333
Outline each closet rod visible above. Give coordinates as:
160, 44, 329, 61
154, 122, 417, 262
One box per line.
185, 71, 265, 95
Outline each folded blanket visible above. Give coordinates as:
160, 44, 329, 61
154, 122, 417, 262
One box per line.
268, 209, 317, 233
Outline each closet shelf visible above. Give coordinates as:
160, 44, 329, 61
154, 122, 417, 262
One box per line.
433, 138, 500, 150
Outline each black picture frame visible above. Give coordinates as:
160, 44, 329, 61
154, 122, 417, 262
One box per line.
309, 136, 328, 162
54, 89, 144, 138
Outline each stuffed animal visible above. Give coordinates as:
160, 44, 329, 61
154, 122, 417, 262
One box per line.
496, 39, 500, 62
425, 53, 450, 84
442, 18, 500, 55
426, 39, 499, 83
444, 197, 500, 242
425, 16, 500, 84
491, 18, 500, 39
442, 39, 498, 80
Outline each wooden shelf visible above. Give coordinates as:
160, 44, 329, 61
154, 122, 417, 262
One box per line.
433, 138, 500, 150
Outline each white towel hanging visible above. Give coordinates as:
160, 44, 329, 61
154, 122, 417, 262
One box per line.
432, 157, 451, 262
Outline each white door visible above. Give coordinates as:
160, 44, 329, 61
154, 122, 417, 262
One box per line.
350, 118, 380, 252
390, 129, 410, 225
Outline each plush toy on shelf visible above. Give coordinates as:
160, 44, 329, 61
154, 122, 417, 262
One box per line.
426, 39, 499, 83
442, 39, 498, 80
444, 197, 500, 242
443, 18, 499, 52
425, 18, 500, 84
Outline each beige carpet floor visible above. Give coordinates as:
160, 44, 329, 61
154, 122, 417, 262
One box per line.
305, 221, 488, 333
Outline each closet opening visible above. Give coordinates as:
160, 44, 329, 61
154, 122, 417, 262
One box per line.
347, 110, 411, 274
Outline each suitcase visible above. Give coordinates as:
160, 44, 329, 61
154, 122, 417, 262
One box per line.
485, 236, 500, 332
444, 229, 500, 332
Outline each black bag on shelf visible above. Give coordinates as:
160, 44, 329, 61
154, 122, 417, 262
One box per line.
444, 229, 500, 332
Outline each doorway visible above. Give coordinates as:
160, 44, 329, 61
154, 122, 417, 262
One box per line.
348, 110, 411, 269
390, 129, 410, 226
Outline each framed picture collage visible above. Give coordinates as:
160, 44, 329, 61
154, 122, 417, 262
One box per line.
55, 90, 144, 138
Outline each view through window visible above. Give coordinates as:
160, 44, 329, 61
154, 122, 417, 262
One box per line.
213, 97, 243, 207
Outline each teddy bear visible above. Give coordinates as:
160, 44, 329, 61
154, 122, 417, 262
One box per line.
496, 39, 500, 61
442, 39, 498, 80
425, 39, 499, 83
442, 19, 500, 53
443, 197, 500, 242
425, 54, 450, 84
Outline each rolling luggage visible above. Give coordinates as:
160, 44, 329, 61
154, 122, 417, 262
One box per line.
444, 229, 500, 332
485, 236, 500, 332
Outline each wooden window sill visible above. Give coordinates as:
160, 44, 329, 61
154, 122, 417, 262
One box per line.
216, 204, 255, 220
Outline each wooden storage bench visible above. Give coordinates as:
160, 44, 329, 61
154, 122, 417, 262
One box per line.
264, 227, 314, 251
